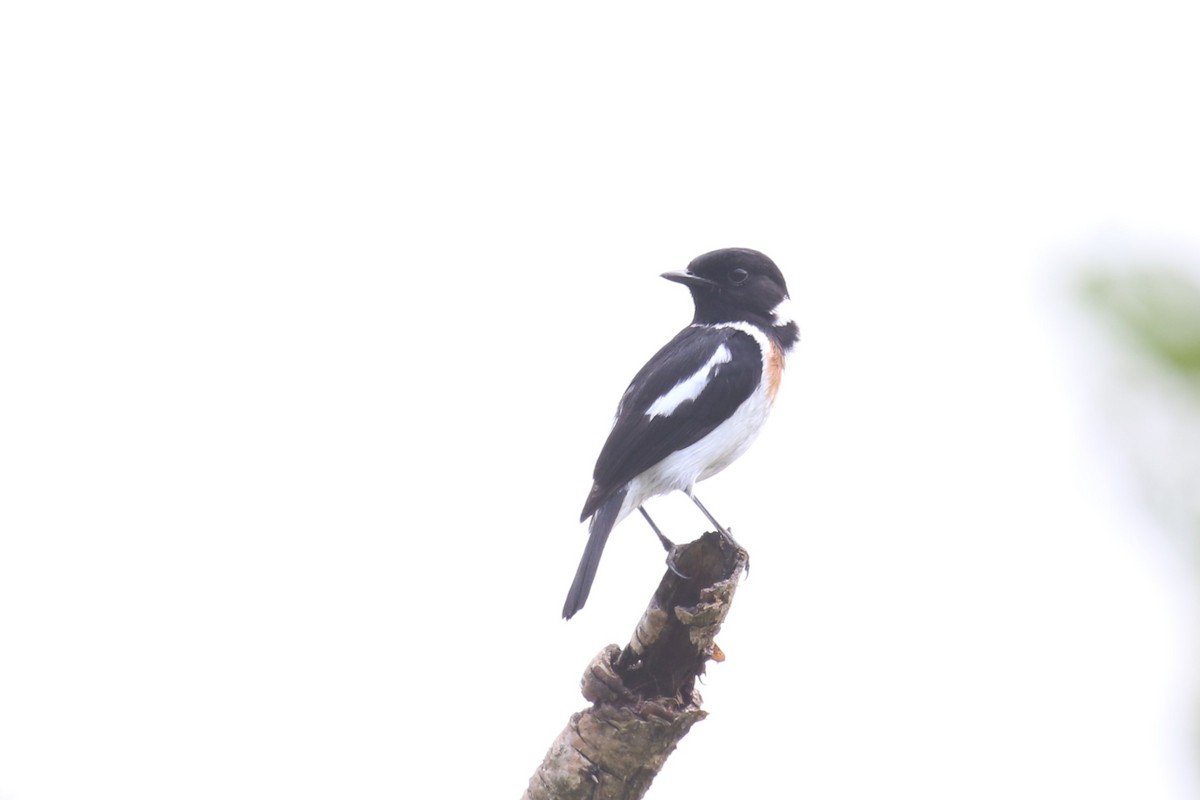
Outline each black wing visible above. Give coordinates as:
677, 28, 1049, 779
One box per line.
580, 326, 762, 521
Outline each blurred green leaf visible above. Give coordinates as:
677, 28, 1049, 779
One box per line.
1080, 268, 1200, 381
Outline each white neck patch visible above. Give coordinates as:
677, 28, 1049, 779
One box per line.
769, 296, 795, 327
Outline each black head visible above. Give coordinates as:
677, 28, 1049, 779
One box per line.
663, 248, 798, 347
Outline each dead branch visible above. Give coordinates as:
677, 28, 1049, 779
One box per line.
523, 531, 748, 800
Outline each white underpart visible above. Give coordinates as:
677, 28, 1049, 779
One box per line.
769, 296, 795, 328
615, 321, 783, 526
644, 344, 732, 419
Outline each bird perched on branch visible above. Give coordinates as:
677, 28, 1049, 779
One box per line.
563, 247, 799, 619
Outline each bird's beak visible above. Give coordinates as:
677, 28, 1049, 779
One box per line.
661, 270, 718, 289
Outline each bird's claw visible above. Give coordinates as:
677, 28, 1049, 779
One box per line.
666, 546, 691, 580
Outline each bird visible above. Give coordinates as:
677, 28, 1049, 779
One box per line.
563, 247, 799, 619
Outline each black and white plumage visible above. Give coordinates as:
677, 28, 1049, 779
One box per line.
563, 247, 799, 619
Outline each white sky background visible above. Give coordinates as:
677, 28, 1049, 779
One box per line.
2, 1, 1199, 798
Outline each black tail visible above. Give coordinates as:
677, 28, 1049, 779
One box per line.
562, 488, 626, 619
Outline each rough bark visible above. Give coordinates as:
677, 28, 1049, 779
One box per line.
523, 532, 748, 800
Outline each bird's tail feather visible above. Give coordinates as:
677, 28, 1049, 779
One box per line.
562, 488, 627, 619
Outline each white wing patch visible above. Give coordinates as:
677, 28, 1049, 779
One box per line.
644, 344, 732, 419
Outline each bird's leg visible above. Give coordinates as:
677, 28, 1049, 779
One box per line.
688, 492, 750, 574
639, 505, 673, 551
687, 492, 741, 548
639, 505, 690, 579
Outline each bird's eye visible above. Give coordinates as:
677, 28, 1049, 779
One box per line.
729, 268, 749, 285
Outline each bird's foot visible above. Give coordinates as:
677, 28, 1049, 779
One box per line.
653, 527, 675, 553
719, 527, 750, 576
665, 545, 692, 580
